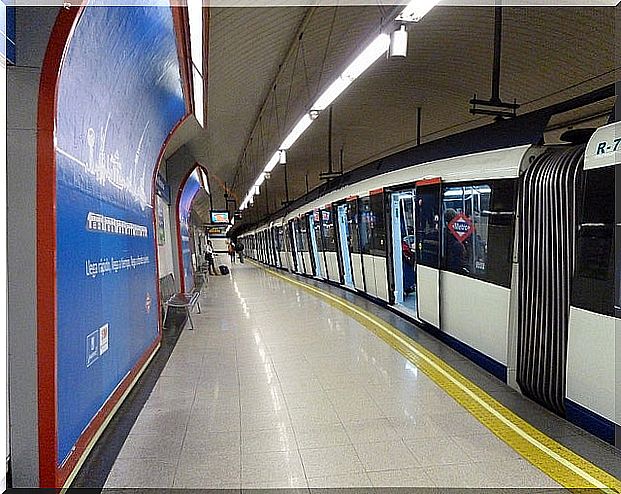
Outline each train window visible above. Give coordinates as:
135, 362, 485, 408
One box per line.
359, 197, 372, 254
572, 166, 615, 316
298, 218, 309, 252
277, 226, 285, 252
441, 180, 515, 287
313, 211, 324, 251
321, 209, 337, 252
369, 193, 387, 257
416, 186, 440, 267
348, 200, 361, 254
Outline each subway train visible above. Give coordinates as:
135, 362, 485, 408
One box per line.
238, 120, 620, 446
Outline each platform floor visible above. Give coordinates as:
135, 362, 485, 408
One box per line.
104, 261, 571, 489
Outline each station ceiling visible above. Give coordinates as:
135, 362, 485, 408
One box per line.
176, 5, 619, 227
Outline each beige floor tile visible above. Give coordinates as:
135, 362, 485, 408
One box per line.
354, 440, 421, 472
241, 408, 292, 432
425, 462, 496, 488
181, 430, 241, 457
241, 450, 306, 485
117, 432, 184, 460
343, 418, 400, 444
404, 436, 468, 467
174, 452, 241, 488
307, 472, 373, 488
242, 426, 298, 454
293, 423, 352, 450
367, 467, 436, 487
105, 458, 176, 488
299, 444, 365, 478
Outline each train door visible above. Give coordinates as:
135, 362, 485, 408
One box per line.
321, 208, 337, 281
288, 221, 299, 272
346, 198, 365, 291
296, 218, 309, 274
272, 227, 280, 267
308, 212, 323, 278
337, 204, 354, 287
414, 178, 442, 327
391, 189, 418, 317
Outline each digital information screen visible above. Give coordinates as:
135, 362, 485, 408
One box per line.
211, 211, 229, 224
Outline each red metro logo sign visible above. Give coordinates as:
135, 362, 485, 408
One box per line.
448, 213, 474, 243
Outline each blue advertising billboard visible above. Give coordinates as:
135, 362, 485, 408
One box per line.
178, 168, 204, 291
53, 4, 185, 464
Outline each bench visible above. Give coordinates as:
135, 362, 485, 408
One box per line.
158, 273, 202, 330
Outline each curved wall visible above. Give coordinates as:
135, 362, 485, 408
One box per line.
177, 167, 207, 291
38, 2, 186, 486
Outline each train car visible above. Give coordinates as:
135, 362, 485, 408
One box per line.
240, 121, 620, 446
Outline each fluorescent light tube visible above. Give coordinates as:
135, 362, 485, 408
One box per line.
312, 34, 389, 112
255, 173, 266, 188
187, 0, 203, 74
396, 0, 440, 23
281, 114, 313, 150
264, 152, 280, 173
192, 64, 204, 127
342, 34, 390, 81
312, 77, 350, 112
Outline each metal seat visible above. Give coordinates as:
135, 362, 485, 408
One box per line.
164, 289, 201, 330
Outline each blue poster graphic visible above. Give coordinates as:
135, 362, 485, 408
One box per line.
178, 168, 203, 291
54, 4, 185, 464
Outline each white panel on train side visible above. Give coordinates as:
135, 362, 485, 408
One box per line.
302, 252, 313, 275
279, 252, 289, 270
325, 252, 340, 281
283, 146, 531, 222
374, 256, 389, 302
363, 255, 377, 297
617, 317, 620, 428
584, 121, 621, 170
440, 271, 510, 366
566, 307, 617, 424
417, 265, 439, 327
351, 254, 365, 291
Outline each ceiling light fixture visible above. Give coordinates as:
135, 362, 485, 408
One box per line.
396, 0, 440, 23
389, 25, 408, 58
237, 6, 426, 215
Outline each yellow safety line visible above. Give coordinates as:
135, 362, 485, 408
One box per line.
251, 260, 621, 493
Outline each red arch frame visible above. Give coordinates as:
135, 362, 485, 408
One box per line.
35, 5, 193, 487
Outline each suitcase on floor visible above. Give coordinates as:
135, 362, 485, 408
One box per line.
219, 265, 230, 275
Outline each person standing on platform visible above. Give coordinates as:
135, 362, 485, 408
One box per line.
228, 241, 236, 263
205, 240, 217, 275
235, 240, 245, 263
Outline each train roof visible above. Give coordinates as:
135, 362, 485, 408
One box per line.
285, 144, 533, 220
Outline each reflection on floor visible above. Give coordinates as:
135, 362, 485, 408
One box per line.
104, 262, 562, 490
